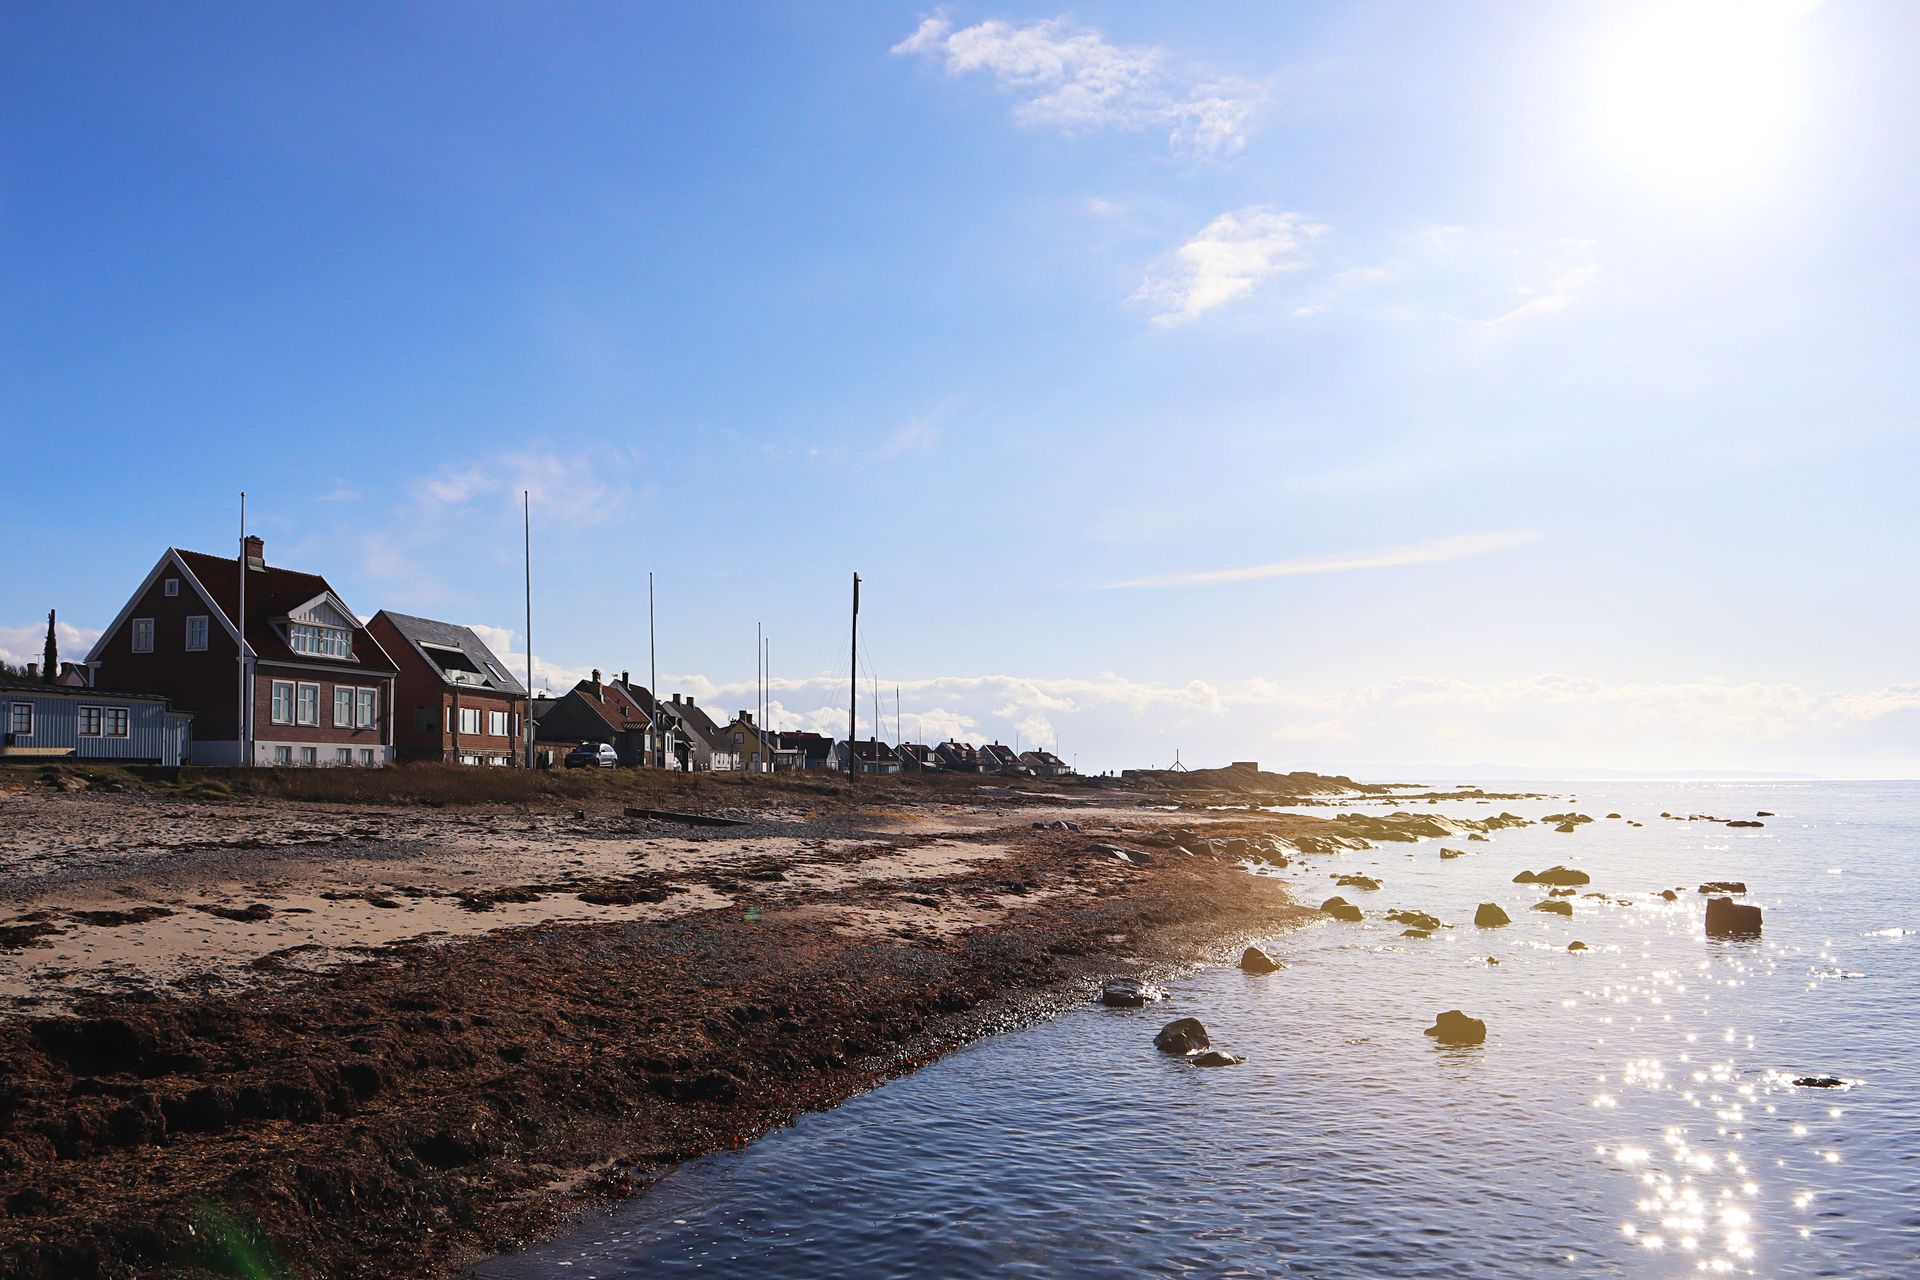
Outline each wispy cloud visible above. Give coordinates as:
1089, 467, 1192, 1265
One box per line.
1107, 530, 1540, 590
1483, 241, 1600, 331
1134, 207, 1325, 325
414, 449, 630, 525
893, 13, 1261, 157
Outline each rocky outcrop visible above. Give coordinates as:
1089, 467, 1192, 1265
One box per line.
1532, 866, 1590, 886
1439, 847, 1467, 859
1333, 874, 1381, 890
1513, 870, 1538, 884
1100, 977, 1166, 1008
1705, 897, 1762, 938
1423, 1010, 1487, 1046
1697, 881, 1747, 894
1319, 896, 1363, 923
1239, 946, 1280, 974
1532, 900, 1573, 916
1154, 1017, 1209, 1054
1726, 820, 1764, 828
1385, 909, 1442, 932
1473, 903, 1510, 928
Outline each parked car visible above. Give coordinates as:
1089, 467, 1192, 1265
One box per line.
565, 742, 617, 769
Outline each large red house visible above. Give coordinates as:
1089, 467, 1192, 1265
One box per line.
87, 536, 398, 766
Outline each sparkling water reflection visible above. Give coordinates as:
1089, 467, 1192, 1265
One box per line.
481, 782, 1920, 1278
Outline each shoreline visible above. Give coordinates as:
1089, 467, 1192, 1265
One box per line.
0, 766, 1367, 1279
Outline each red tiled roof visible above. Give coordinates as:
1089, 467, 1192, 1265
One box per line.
175, 548, 397, 676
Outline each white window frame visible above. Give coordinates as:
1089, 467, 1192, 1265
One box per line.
185, 615, 209, 652
289, 622, 353, 659
333, 687, 354, 727
459, 706, 482, 736
131, 618, 154, 653
273, 745, 292, 766
356, 687, 377, 729
103, 706, 130, 738
164, 578, 180, 597
488, 709, 508, 737
271, 681, 295, 726
335, 748, 353, 766
300, 746, 317, 766
359, 748, 374, 765
77, 705, 104, 737
10, 703, 34, 737
296, 683, 320, 727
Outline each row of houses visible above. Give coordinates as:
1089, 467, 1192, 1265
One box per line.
3, 538, 1074, 780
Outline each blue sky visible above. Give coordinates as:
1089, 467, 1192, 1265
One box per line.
3, 2, 1915, 775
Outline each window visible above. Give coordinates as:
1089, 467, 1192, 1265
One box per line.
458, 706, 482, 735
274, 746, 292, 766
356, 688, 376, 728
336, 748, 353, 766
288, 622, 352, 659
9, 704, 31, 737
359, 748, 374, 765
488, 710, 508, 736
131, 618, 154, 653
164, 578, 180, 597
271, 681, 295, 725
104, 707, 129, 738
296, 683, 320, 726
300, 746, 317, 766
78, 706, 104, 736
334, 687, 353, 727
185, 616, 209, 652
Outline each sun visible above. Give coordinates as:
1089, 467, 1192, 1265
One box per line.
1585, 0, 1812, 193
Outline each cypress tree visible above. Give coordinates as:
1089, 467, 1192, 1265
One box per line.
43, 610, 56, 682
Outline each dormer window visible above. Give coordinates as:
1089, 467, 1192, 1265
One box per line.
289, 622, 353, 659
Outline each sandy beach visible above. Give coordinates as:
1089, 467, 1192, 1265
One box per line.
0, 763, 1462, 1279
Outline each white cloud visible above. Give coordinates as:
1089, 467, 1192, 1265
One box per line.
415, 449, 629, 525
466, 623, 592, 699
1484, 241, 1600, 331
893, 13, 1261, 157
0, 619, 101, 671
1107, 529, 1540, 590
1134, 207, 1326, 325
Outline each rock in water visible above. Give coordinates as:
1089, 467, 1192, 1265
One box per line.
1792, 1075, 1845, 1088
1189, 1050, 1244, 1067
1512, 869, 1538, 884
1440, 847, 1467, 859
1533, 866, 1591, 886
1756, 810, 1775, 817
1698, 881, 1747, 895
1568, 941, 1588, 952
1424, 1010, 1487, 1046
1726, 820, 1764, 828
1474, 902, 1511, 928
1705, 897, 1763, 938
1239, 946, 1281, 974
1100, 978, 1166, 1008
1533, 899, 1573, 916
1660, 889, 1679, 901
1319, 896, 1363, 923
1334, 873, 1381, 890
1386, 909, 1443, 931
1154, 1017, 1209, 1054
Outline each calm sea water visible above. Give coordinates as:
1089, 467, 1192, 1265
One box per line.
481, 782, 1920, 1278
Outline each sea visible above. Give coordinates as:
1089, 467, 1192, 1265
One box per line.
479, 781, 1920, 1278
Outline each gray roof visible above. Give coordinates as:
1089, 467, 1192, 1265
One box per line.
376, 611, 527, 696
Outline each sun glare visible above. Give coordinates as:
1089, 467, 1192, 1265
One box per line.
1586, 0, 1811, 193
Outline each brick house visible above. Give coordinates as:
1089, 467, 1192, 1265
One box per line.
531, 671, 659, 767
87, 537, 397, 766
367, 611, 527, 766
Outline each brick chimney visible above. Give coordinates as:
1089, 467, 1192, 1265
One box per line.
243, 535, 265, 568
590, 669, 603, 700
24, 663, 37, 679
739, 710, 753, 725
620, 670, 630, 686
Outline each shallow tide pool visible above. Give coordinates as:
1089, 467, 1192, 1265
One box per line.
481, 781, 1920, 1278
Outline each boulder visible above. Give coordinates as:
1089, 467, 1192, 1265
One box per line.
1726, 820, 1764, 829
1533, 866, 1590, 886
1400, 928, 1432, 939
1386, 909, 1442, 932
1423, 1010, 1487, 1046
1154, 1017, 1209, 1054
1100, 978, 1166, 1008
1659, 889, 1678, 901
1512, 869, 1538, 884
1705, 897, 1762, 938
1333, 873, 1381, 890
1319, 896, 1363, 923
1439, 847, 1467, 859
1473, 902, 1511, 928
1568, 941, 1588, 952
1548, 887, 1576, 897
1698, 881, 1747, 895
1605, 813, 1622, 819
1756, 810, 1775, 817
1792, 1075, 1845, 1089
1188, 1050, 1244, 1067
1239, 946, 1281, 974
1466, 832, 1488, 842
1532, 899, 1573, 916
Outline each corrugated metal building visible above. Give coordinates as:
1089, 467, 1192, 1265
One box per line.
1, 678, 192, 766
